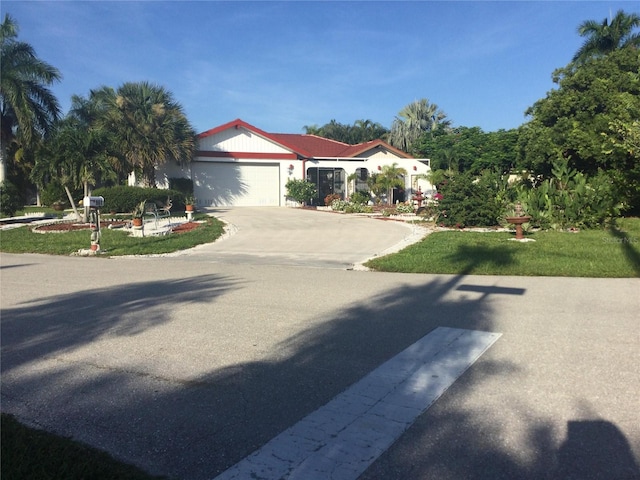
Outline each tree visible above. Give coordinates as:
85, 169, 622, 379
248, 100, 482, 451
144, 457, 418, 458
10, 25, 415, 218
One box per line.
388, 99, 450, 153
368, 162, 407, 205
99, 82, 196, 186
0, 14, 61, 186
303, 119, 388, 144
31, 117, 117, 219
573, 9, 640, 64
414, 126, 519, 174
519, 47, 640, 213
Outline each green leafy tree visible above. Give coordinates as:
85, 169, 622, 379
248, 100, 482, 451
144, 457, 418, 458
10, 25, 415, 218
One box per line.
573, 9, 640, 64
0, 14, 61, 188
98, 81, 196, 186
415, 126, 519, 174
388, 99, 450, 153
303, 119, 388, 144
519, 47, 640, 213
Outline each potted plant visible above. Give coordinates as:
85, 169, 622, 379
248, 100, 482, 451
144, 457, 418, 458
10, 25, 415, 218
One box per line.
52, 200, 66, 211
185, 195, 196, 212
132, 200, 145, 228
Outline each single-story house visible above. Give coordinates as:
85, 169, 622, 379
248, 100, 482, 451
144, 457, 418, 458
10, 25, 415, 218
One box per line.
154, 118, 435, 207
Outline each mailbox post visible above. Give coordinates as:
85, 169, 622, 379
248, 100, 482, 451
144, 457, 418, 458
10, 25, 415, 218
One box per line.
84, 196, 104, 252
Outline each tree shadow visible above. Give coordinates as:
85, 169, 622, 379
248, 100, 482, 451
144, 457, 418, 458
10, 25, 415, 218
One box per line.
609, 225, 640, 276
2, 268, 638, 480
445, 243, 517, 275
1, 274, 240, 372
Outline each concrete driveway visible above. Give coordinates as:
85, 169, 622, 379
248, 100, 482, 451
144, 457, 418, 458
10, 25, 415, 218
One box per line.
1, 207, 639, 480
174, 207, 427, 269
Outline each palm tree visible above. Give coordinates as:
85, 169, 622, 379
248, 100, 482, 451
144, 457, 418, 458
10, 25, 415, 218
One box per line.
389, 99, 449, 153
0, 14, 61, 183
31, 117, 117, 220
573, 9, 640, 63
100, 81, 196, 186
369, 162, 407, 205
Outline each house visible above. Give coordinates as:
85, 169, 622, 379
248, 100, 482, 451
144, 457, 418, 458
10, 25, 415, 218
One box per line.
155, 118, 435, 207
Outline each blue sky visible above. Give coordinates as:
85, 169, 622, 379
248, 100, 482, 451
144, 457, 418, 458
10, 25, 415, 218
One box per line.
3, 1, 638, 135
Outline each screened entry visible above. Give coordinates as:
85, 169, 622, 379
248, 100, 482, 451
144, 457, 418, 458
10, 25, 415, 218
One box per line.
307, 168, 345, 205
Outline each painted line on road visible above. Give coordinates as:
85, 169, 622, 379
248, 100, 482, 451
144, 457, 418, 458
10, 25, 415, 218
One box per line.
212, 327, 501, 480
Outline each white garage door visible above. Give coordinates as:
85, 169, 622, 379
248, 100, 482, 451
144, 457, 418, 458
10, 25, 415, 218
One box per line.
193, 162, 281, 207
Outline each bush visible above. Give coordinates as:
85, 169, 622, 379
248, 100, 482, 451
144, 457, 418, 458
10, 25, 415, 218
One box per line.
350, 190, 371, 205
168, 177, 193, 196
517, 161, 620, 230
92, 186, 185, 213
324, 193, 341, 207
285, 179, 317, 205
330, 199, 349, 211
40, 181, 67, 207
0, 181, 22, 217
395, 202, 415, 214
436, 172, 503, 227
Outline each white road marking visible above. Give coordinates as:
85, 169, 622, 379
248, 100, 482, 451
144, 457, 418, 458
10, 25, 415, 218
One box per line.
213, 327, 501, 480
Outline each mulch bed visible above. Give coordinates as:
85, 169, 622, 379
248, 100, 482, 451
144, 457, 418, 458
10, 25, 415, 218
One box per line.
34, 221, 202, 234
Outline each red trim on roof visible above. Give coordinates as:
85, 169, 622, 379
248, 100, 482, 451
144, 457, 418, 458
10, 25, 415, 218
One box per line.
196, 151, 298, 160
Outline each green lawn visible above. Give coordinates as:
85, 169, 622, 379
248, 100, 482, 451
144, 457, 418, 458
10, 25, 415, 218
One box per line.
365, 218, 640, 277
1, 414, 167, 480
0, 215, 225, 256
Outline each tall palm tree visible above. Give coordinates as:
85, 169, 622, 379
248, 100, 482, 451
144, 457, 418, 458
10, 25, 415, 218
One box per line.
0, 14, 61, 183
100, 81, 196, 186
573, 9, 640, 63
389, 99, 449, 153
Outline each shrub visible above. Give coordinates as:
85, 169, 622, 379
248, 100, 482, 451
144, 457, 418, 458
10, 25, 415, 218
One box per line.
395, 202, 415, 214
517, 161, 620, 230
330, 199, 349, 211
324, 193, 341, 207
285, 179, 317, 205
350, 190, 371, 205
0, 181, 22, 217
436, 172, 503, 227
168, 177, 193, 195
40, 181, 67, 207
93, 186, 185, 213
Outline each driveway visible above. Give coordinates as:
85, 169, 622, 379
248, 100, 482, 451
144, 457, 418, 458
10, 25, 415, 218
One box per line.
177, 207, 427, 269
1, 207, 638, 480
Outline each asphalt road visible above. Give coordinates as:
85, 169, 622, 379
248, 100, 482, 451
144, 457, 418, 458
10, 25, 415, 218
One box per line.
1, 207, 639, 479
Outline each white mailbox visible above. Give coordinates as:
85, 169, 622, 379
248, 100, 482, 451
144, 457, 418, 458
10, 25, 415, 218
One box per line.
84, 196, 104, 208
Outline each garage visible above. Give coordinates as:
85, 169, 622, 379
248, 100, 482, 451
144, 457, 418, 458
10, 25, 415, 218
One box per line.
192, 161, 281, 207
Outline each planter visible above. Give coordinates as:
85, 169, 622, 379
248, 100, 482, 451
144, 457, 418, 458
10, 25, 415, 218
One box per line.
132, 217, 143, 228
185, 204, 194, 212
52, 203, 65, 211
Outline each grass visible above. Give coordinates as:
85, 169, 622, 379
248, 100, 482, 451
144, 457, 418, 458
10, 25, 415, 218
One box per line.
0, 214, 225, 256
365, 217, 640, 277
1, 413, 167, 480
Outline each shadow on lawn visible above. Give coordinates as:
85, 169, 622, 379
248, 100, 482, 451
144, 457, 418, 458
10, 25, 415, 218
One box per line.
610, 225, 640, 276
445, 243, 517, 275
1, 267, 638, 479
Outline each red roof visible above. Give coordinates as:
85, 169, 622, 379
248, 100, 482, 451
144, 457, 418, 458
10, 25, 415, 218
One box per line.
198, 119, 412, 159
